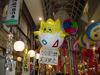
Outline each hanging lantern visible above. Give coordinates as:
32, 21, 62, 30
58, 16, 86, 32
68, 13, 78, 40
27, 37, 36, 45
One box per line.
14, 41, 25, 51
17, 57, 22, 62
28, 50, 35, 57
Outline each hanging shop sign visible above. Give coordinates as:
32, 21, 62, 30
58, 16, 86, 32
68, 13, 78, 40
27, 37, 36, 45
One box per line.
5, 0, 21, 25
39, 48, 58, 65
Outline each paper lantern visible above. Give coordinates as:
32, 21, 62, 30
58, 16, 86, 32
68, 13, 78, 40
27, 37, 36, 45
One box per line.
14, 41, 25, 51
28, 50, 35, 57
86, 22, 100, 41
17, 57, 22, 62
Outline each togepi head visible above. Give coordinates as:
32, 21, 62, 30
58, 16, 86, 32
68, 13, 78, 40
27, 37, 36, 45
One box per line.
39, 18, 62, 33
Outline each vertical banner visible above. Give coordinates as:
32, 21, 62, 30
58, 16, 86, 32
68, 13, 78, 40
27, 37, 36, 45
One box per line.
5, 0, 21, 25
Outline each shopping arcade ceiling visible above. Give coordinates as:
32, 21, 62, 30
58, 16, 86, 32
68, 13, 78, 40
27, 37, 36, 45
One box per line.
42, 0, 87, 20
24, 0, 100, 25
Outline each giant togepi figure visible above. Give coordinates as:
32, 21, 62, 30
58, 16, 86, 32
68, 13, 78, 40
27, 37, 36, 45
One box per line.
34, 18, 66, 50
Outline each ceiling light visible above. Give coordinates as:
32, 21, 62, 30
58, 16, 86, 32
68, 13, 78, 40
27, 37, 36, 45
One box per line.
90, 20, 95, 23
39, 17, 42, 21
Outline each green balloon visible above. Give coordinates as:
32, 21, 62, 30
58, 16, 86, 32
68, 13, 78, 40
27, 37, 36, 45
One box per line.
71, 22, 78, 28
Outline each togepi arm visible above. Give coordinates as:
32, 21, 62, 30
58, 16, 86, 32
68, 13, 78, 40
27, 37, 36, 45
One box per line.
60, 31, 66, 38
33, 31, 39, 38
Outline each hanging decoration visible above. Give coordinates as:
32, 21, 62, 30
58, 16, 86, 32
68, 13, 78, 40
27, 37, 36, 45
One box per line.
86, 22, 100, 41
78, 34, 95, 48
73, 39, 79, 51
82, 48, 98, 75
5, 33, 13, 71
17, 57, 22, 62
63, 19, 79, 75
34, 18, 66, 65
23, 48, 28, 71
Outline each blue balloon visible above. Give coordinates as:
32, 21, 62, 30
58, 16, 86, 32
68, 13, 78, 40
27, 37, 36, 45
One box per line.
63, 22, 71, 28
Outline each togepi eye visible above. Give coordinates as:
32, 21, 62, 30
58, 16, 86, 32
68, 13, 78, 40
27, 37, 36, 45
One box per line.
44, 28, 46, 31
49, 28, 51, 31
48, 28, 52, 32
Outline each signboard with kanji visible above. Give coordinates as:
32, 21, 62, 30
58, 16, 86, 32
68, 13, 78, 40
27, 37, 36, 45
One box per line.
5, 0, 21, 25
39, 49, 58, 65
